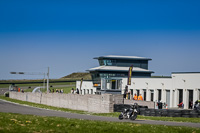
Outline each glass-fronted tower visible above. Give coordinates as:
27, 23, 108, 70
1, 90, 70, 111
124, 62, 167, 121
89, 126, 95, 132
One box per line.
88, 55, 154, 94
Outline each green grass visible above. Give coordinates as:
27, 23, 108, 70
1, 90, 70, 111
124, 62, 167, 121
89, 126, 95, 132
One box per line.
137, 115, 200, 123
0, 81, 75, 88
93, 112, 200, 123
24, 86, 75, 94
0, 79, 77, 84
0, 112, 199, 133
1, 95, 200, 124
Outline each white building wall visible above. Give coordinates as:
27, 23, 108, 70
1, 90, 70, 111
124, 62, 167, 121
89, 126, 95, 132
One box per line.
122, 78, 172, 102
172, 73, 200, 109
76, 81, 96, 95
76, 73, 200, 109
172, 73, 200, 89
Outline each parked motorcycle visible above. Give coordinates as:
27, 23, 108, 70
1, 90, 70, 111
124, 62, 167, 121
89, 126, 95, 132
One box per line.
194, 100, 200, 111
119, 103, 138, 120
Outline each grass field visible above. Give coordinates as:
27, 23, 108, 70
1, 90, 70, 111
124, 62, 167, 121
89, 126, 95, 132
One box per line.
0, 79, 76, 88
0, 82, 75, 88
0, 80, 76, 95
24, 86, 75, 94
1, 96, 200, 123
0, 112, 199, 133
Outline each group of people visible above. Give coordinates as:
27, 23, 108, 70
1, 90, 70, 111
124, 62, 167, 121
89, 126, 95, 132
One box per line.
178, 100, 194, 109
133, 93, 143, 101
71, 88, 79, 94
124, 86, 143, 101
51, 89, 64, 93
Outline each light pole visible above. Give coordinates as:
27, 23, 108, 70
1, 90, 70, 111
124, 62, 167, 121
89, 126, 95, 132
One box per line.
47, 67, 49, 93
10, 67, 50, 93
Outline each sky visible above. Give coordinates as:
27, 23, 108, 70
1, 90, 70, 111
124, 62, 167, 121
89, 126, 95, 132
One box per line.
0, 0, 200, 80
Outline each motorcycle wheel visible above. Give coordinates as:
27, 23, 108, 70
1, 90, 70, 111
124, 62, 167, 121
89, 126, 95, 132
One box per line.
130, 113, 137, 120
119, 114, 123, 120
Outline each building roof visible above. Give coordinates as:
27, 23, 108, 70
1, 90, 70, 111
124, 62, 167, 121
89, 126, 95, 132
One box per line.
88, 66, 154, 73
172, 72, 200, 74
93, 55, 152, 60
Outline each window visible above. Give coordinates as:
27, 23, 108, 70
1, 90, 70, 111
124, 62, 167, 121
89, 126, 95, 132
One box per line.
101, 78, 122, 90
99, 60, 104, 66
100, 59, 116, 66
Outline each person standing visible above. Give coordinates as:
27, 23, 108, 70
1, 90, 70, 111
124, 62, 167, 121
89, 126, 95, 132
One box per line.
76, 88, 79, 94
124, 86, 128, 99
18, 88, 20, 92
71, 88, 74, 94
133, 93, 138, 100
138, 94, 143, 101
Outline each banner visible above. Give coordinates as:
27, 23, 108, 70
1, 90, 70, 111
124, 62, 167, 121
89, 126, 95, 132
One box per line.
127, 65, 133, 85
80, 78, 83, 90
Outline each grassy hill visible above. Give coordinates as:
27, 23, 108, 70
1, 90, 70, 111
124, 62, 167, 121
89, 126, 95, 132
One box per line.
61, 72, 92, 80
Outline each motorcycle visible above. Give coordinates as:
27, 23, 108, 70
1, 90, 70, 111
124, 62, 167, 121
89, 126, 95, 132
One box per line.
194, 100, 200, 111
119, 103, 138, 120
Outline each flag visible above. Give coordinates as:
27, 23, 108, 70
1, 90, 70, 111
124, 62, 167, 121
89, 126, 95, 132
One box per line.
80, 78, 83, 90
127, 65, 133, 85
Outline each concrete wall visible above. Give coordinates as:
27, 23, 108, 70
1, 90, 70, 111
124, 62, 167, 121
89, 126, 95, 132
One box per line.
9, 92, 113, 113
124, 99, 155, 109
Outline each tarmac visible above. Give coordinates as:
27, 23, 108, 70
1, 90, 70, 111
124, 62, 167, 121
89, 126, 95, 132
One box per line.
0, 99, 200, 128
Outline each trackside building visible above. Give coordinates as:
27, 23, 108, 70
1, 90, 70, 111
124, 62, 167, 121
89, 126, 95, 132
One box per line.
76, 55, 200, 109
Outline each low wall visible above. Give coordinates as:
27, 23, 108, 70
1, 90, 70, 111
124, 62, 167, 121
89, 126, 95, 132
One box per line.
9, 92, 113, 113
124, 99, 155, 109
139, 108, 200, 118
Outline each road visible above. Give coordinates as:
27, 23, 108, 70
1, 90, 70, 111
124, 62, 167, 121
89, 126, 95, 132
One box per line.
0, 99, 200, 128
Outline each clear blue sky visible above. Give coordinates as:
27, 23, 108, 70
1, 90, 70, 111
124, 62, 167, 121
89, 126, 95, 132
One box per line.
0, 0, 200, 79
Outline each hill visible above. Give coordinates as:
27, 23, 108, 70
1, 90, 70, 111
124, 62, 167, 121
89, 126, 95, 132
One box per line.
61, 72, 92, 80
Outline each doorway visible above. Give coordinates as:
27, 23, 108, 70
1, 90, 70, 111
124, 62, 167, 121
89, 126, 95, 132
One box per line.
136, 90, 140, 96
151, 90, 154, 101
178, 89, 183, 104
166, 90, 170, 107
143, 89, 146, 101
188, 90, 193, 109
199, 89, 200, 100
158, 89, 162, 102
111, 80, 116, 89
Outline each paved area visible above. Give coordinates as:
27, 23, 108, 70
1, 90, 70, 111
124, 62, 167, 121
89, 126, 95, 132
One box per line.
0, 99, 200, 128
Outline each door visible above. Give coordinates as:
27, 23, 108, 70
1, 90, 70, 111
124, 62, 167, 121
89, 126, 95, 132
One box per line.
188, 90, 193, 109
199, 89, 200, 100
151, 90, 154, 101
143, 89, 146, 101
166, 90, 170, 107
111, 80, 116, 89
158, 89, 162, 102
178, 89, 183, 104
137, 90, 140, 96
